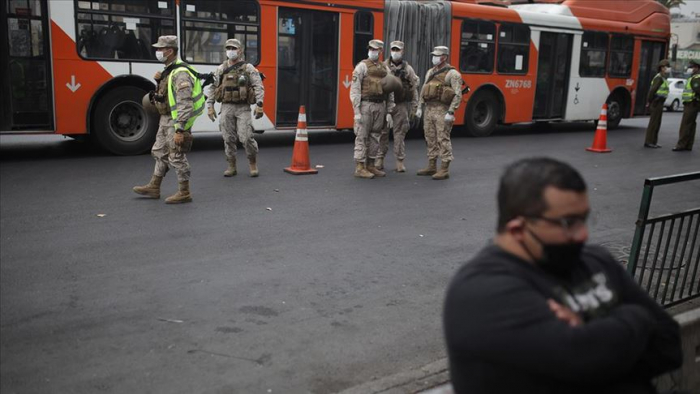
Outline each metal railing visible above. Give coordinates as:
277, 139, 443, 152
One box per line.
627, 172, 700, 308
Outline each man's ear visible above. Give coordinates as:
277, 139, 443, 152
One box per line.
505, 217, 526, 241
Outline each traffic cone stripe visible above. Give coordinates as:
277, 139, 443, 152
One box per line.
298, 113, 307, 123
598, 121, 607, 127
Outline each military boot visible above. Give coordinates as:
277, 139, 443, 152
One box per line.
165, 180, 193, 204
223, 157, 237, 177
432, 161, 450, 180
354, 162, 375, 179
132, 175, 163, 199
396, 159, 406, 173
367, 161, 386, 177
375, 157, 384, 170
249, 156, 259, 177
417, 158, 437, 176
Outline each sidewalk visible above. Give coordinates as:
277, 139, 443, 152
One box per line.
337, 359, 451, 394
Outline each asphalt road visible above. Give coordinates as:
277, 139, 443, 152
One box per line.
1, 114, 698, 393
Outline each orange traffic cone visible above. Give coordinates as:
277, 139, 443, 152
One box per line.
284, 106, 318, 175
586, 103, 612, 153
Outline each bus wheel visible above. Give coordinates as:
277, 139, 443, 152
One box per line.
465, 90, 499, 137
92, 86, 158, 155
605, 98, 622, 130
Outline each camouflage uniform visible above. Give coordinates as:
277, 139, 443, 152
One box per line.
378, 41, 419, 172
350, 39, 395, 178
152, 70, 194, 182
134, 35, 199, 203
207, 38, 264, 177
417, 46, 463, 180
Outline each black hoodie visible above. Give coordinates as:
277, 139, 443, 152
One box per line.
443, 243, 682, 394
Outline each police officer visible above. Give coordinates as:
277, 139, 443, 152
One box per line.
644, 59, 670, 148
673, 59, 700, 151
376, 41, 419, 173
415, 46, 463, 180
206, 38, 265, 177
350, 39, 395, 179
133, 36, 204, 204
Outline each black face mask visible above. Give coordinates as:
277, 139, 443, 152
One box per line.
525, 229, 584, 278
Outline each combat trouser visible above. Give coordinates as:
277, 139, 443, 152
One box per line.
423, 102, 454, 162
152, 115, 192, 182
379, 101, 410, 161
354, 101, 386, 162
220, 103, 259, 160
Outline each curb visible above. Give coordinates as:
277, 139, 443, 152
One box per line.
336, 358, 450, 394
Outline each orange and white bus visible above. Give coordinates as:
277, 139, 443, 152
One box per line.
1, 0, 669, 154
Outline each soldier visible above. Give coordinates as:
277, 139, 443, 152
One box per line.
376, 41, 419, 173
350, 39, 395, 179
673, 59, 700, 151
643, 59, 670, 148
133, 35, 204, 204
415, 46, 463, 180
206, 38, 265, 177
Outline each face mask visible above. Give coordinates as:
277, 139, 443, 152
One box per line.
526, 229, 584, 278
432, 56, 442, 66
391, 52, 402, 62
368, 50, 379, 61
226, 50, 238, 60
155, 50, 167, 63
661, 67, 669, 75
688, 68, 695, 74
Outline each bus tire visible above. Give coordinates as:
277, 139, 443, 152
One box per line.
605, 96, 623, 130
464, 90, 499, 137
92, 86, 158, 155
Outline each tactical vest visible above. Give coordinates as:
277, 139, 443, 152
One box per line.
653, 74, 669, 98
215, 62, 257, 104
682, 74, 699, 103
360, 59, 387, 100
155, 60, 205, 131
387, 60, 414, 103
421, 66, 457, 105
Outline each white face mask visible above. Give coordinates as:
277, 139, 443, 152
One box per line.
688, 68, 695, 74
155, 50, 167, 63
226, 50, 238, 60
432, 56, 443, 66
368, 50, 379, 61
391, 52, 402, 62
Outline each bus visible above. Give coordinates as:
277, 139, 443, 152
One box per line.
0, 0, 670, 155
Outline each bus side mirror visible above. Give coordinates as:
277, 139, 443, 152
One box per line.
672, 44, 678, 62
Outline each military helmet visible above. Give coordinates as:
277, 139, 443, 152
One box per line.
142, 93, 158, 114
380, 74, 403, 94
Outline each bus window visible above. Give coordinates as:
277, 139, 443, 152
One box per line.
75, 0, 175, 61
497, 23, 529, 75
460, 19, 495, 74
608, 35, 634, 78
353, 11, 373, 66
579, 31, 608, 78
181, 0, 259, 65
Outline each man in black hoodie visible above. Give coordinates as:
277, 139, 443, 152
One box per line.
443, 157, 682, 394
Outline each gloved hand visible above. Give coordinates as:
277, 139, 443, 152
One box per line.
386, 114, 393, 129
354, 113, 362, 122
173, 131, 185, 146
207, 106, 217, 122
415, 108, 422, 119
254, 104, 264, 119
444, 112, 455, 122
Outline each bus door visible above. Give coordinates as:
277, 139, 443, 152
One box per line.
0, 0, 53, 131
533, 32, 573, 119
276, 8, 338, 127
634, 41, 666, 115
